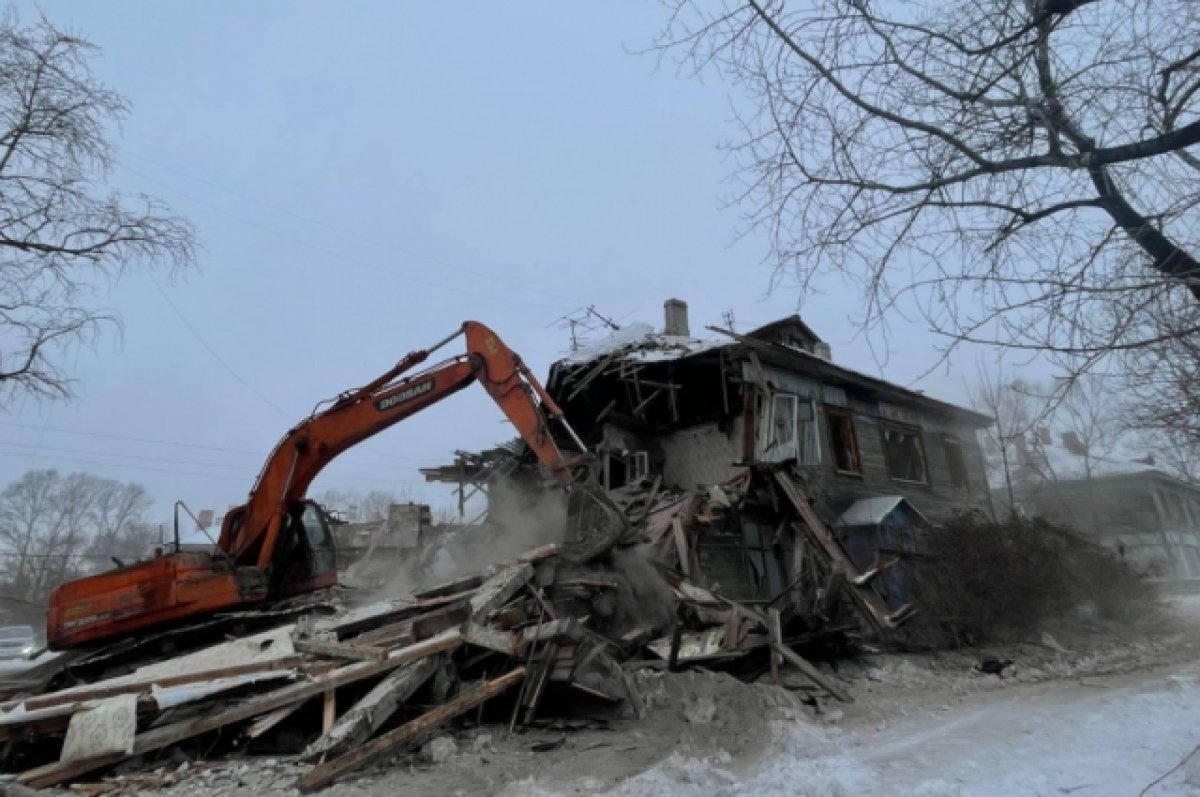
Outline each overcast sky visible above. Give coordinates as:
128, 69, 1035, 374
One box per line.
2, 2, 998, 524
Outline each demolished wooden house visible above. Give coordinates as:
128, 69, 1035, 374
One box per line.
426, 301, 994, 627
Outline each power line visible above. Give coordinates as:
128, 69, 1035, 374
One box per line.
117, 160, 564, 312
0, 445, 425, 488
119, 148, 577, 306
0, 439, 431, 484
0, 418, 441, 468
148, 274, 294, 420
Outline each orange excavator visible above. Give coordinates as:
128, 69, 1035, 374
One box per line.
47, 322, 623, 650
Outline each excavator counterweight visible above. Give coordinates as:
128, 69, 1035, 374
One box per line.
47, 322, 625, 650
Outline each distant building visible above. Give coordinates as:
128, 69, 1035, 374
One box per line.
1004, 470, 1200, 585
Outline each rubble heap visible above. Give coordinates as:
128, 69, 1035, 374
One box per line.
0, 469, 912, 793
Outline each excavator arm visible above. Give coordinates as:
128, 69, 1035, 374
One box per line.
220, 321, 586, 570
47, 320, 621, 650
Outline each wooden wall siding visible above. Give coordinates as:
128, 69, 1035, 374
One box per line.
728, 361, 991, 522
795, 408, 991, 524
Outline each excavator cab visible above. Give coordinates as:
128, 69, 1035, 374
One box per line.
270, 500, 338, 599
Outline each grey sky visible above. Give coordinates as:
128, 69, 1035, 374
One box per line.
2, 2, 992, 524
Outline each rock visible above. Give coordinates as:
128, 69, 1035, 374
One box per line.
424, 735, 458, 764
822, 708, 845, 723
472, 733, 494, 753
684, 695, 717, 725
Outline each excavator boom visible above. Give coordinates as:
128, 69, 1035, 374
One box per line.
47, 322, 609, 650
222, 321, 581, 570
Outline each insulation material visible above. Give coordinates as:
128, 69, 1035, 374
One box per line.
132, 625, 297, 680
60, 694, 137, 763
150, 670, 296, 710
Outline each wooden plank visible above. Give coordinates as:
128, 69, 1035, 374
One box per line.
521, 646, 558, 725
411, 602, 471, 640
350, 625, 414, 650
323, 591, 469, 640
518, 618, 579, 646
672, 517, 691, 576
667, 625, 683, 672
411, 573, 484, 601
463, 622, 517, 655
470, 563, 534, 621
516, 544, 559, 563
774, 471, 892, 635
294, 639, 386, 662
322, 690, 336, 733
17, 630, 464, 790
768, 608, 783, 685
770, 642, 852, 703
303, 656, 439, 761
296, 668, 525, 793
1, 656, 305, 714
245, 701, 306, 739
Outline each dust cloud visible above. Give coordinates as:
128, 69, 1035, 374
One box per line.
354, 479, 676, 643
358, 479, 572, 602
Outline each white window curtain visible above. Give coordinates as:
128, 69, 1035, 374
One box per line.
758, 392, 820, 465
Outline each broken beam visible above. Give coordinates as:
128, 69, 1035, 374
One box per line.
770, 642, 852, 703
304, 656, 440, 761
294, 639, 387, 662
470, 563, 534, 621
17, 630, 464, 790
0, 656, 305, 714
296, 667, 525, 792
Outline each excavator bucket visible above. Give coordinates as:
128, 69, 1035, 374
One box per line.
561, 482, 631, 563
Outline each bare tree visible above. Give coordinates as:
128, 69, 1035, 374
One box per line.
312, 488, 411, 522
0, 10, 195, 403
1052, 373, 1129, 481
85, 480, 156, 564
970, 369, 1051, 512
0, 470, 157, 602
655, 0, 1200, 363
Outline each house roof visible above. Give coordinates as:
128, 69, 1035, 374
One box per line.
1008, 468, 1200, 496
555, 315, 992, 427
744, 315, 823, 347
834, 496, 931, 527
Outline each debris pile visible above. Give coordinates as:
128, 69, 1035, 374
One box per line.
0, 469, 914, 793
609, 465, 915, 681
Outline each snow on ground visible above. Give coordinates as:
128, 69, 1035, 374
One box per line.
515, 660, 1200, 797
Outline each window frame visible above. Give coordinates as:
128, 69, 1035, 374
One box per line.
880, 421, 931, 486
824, 405, 863, 476
757, 392, 821, 465
942, 435, 969, 491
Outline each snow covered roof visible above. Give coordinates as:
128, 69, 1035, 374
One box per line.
834, 496, 930, 527
560, 322, 726, 364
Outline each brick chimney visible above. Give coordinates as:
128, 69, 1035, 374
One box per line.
664, 298, 690, 337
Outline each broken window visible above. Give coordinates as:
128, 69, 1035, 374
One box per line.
742, 517, 787, 599
943, 436, 968, 490
603, 450, 650, 490
881, 423, 929, 484
758, 393, 820, 465
825, 407, 861, 474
